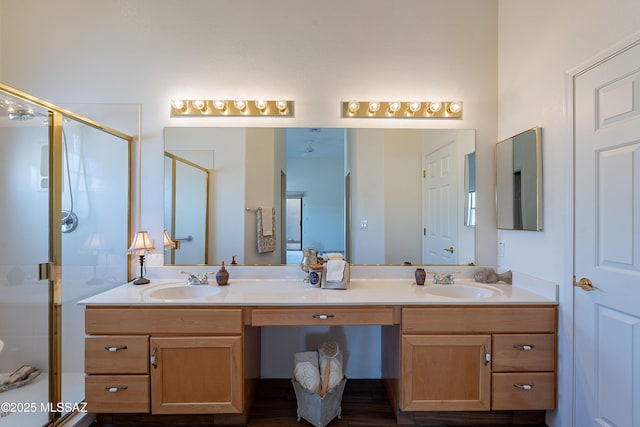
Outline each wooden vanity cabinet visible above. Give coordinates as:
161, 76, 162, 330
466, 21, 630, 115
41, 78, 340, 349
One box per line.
397, 305, 557, 414
401, 334, 491, 411
84, 307, 258, 418
84, 335, 150, 413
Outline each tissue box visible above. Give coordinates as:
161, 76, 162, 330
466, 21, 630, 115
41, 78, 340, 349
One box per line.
292, 377, 347, 427
321, 262, 350, 290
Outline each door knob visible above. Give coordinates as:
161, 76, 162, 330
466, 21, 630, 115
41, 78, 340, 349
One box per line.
443, 247, 454, 253
574, 277, 600, 291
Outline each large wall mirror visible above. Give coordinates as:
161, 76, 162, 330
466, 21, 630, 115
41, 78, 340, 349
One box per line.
164, 127, 476, 266
496, 126, 542, 231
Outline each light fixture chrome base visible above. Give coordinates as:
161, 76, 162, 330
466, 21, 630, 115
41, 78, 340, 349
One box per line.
61, 210, 78, 233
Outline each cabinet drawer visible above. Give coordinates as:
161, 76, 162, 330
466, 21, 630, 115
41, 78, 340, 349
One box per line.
492, 334, 555, 372
491, 372, 555, 410
251, 307, 394, 326
402, 306, 556, 333
85, 375, 149, 413
85, 336, 149, 374
86, 308, 243, 335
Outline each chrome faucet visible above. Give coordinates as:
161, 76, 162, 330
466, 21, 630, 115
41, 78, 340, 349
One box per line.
181, 271, 215, 285
426, 270, 460, 285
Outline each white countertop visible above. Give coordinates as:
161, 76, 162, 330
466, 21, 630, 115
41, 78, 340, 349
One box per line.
78, 278, 557, 306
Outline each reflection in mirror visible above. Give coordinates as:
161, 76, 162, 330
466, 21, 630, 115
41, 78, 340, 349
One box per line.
164, 152, 209, 264
163, 127, 475, 266
496, 127, 542, 231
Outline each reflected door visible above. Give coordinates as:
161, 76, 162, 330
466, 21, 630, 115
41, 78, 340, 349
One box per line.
164, 153, 209, 265
422, 141, 458, 264
574, 41, 640, 426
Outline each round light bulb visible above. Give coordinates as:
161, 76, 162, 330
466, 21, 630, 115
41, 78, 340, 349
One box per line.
368, 102, 380, 113
388, 102, 401, 113
348, 101, 360, 114
448, 102, 462, 114
408, 102, 421, 113
276, 100, 288, 112
234, 100, 247, 111
428, 102, 442, 113
171, 99, 185, 110
255, 100, 267, 111
213, 100, 226, 111
192, 100, 206, 111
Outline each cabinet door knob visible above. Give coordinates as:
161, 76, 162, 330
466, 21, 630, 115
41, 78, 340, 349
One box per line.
513, 344, 535, 351
105, 386, 128, 393
104, 345, 128, 352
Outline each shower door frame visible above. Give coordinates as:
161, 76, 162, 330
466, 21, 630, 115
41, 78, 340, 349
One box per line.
0, 82, 134, 425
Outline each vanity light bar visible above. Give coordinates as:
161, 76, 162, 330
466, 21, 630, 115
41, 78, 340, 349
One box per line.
341, 101, 462, 119
170, 99, 294, 117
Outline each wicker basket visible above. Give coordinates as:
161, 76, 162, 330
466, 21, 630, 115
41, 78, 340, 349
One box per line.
291, 377, 347, 427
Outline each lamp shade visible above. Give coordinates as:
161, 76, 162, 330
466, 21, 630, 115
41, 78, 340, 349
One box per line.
163, 230, 176, 248
128, 231, 155, 254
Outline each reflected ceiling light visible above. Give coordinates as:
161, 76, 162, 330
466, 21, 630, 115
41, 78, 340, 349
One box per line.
170, 99, 294, 117
341, 100, 462, 119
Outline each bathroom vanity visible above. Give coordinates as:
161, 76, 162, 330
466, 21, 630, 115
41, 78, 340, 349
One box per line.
80, 277, 557, 425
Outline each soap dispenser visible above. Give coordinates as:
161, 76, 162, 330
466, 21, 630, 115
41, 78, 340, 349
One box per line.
216, 261, 229, 286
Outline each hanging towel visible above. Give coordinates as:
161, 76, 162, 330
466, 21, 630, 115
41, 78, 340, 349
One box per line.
325, 259, 346, 282
257, 207, 276, 253
261, 206, 273, 236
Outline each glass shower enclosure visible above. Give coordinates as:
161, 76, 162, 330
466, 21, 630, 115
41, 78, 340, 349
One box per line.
0, 83, 132, 426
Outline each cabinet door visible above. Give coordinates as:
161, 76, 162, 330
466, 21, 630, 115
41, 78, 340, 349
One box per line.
150, 336, 242, 414
401, 334, 491, 411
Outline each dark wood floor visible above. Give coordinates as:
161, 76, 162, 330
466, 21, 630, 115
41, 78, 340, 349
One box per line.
92, 379, 548, 427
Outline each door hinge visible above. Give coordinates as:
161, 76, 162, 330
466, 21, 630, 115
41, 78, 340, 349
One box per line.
423, 169, 426, 178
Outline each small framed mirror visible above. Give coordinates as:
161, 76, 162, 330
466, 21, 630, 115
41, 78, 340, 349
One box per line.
496, 127, 542, 231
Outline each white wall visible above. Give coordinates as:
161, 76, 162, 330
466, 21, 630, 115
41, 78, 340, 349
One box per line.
497, 1, 640, 426
287, 156, 345, 254
0, 0, 499, 268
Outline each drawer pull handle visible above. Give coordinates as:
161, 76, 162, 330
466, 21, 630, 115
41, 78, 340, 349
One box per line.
513, 383, 534, 390
312, 314, 335, 320
483, 344, 491, 366
513, 344, 535, 351
104, 345, 128, 352
105, 386, 128, 393
151, 346, 157, 368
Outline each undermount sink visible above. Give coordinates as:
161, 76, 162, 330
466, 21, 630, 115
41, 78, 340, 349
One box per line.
422, 284, 501, 299
147, 284, 221, 301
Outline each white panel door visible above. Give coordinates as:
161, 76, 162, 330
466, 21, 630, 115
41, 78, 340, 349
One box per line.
574, 41, 640, 427
422, 140, 458, 264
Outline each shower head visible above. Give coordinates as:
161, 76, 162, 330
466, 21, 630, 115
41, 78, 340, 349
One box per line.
8, 109, 36, 120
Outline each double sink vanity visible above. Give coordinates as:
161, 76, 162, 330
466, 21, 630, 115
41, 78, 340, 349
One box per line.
79, 267, 557, 425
